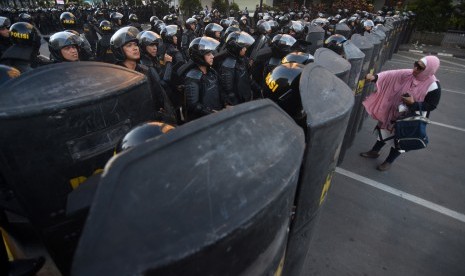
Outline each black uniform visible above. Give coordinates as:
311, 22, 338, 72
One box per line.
184, 67, 223, 121
0, 36, 11, 58
96, 34, 116, 63
181, 28, 196, 59
219, 55, 260, 105
0, 45, 49, 73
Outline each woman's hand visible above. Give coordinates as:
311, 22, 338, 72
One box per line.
366, 73, 375, 81
402, 95, 415, 105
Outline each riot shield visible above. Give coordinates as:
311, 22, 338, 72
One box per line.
372, 29, 387, 72
72, 100, 306, 276
314, 48, 351, 85
376, 24, 392, 65
306, 24, 325, 55
335, 23, 351, 39
337, 41, 365, 165
0, 62, 156, 273
282, 64, 354, 276
350, 34, 374, 145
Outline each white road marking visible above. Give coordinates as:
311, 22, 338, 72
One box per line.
442, 88, 465, 95
430, 121, 465, 132
335, 167, 465, 223
397, 52, 465, 68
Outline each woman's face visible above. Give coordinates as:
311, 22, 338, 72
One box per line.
204, 52, 214, 66
146, 44, 157, 57
61, 45, 79, 61
413, 60, 426, 76
123, 41, 140, 61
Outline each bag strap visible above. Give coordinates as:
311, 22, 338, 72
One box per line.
375, 126, 395, 142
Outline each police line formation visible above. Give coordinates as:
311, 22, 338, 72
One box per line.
0, 6, 415, 276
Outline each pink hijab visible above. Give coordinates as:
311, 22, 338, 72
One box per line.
363, 55, 440, 130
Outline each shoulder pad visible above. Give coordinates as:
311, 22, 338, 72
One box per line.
222, 57, 236, 68
186, 69, 203, 80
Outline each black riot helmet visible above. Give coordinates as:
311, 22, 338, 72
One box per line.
153, 20, 166, 34
268, 20, 279, 34
110, 26, 140, 61
204, 23, 223, 39
270, 34, 297, 57
282, 52, 314, 65
229, 19, 240, 28
128, 13, 138, 23
203, 16, 211, 24
262, 62, 305, 120
257, 20, 271, 35
221, 25, 240, 42
137, 30, 162, 54
48, 31, 81, 61
160, 24, 178, 44
149, 16, 159, 27
18, 13, 32, 23
9, 22, 41, 48
110, 12, 123, 25
115, 121, 175, 154
188, 36, 220, 66
288, 20, 305, 39
99, 20, 113, 34
0, 16, 11, 29
185, 17, 197, 30
324, 34, 347, 55
0, 64, 20, 85
220, 18, 231, 29
225, 31, 255, 57
60, 12, 77, 29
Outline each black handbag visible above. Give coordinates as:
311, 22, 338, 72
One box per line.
393, 106, 430, 151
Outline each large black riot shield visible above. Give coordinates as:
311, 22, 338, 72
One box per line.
385, 18, 398, 60
314, 48, 351, 85
282, 64, 354, 276
372, 29, 387, 72
350, 34, 374, 145
72, 100, 305, 276
306, 24, 325, 55
0, 62, 156, 273
376, 24, 392, 65
337, 41, 365, 165
335, 23, 351, 38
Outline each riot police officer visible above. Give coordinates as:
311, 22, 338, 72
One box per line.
96, 20, 116, 63
128, 13, 142, 31
161, 25, 185, 66
138, 30, 173, 85
181, 18, 197, 59
184, 37, 223, 121
219, 31, 259, 105
111, 26, 175, 123
0, 16, 11, 58
0, 22, 49, 72
204, 23, 223, 41
324, 34, 347, 56
48, 31, 80, 62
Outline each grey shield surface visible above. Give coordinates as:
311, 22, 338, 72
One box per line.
72, 100, 306, 276
314, 47, 351, 85
306, 24, 325, 55
0, 61, 156, 273
282, 64, 354, 276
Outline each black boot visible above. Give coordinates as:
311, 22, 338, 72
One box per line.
377, 147, 401, 171
360, 140, 386, 158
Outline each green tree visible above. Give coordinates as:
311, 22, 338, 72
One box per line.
408, 0, 453, 32
180, 0, 202, 17
449, 0, 465, 30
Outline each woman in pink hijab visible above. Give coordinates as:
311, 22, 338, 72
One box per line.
360, 55, 441, 171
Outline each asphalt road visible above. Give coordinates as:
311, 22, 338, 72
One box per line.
305, 51, 465, 276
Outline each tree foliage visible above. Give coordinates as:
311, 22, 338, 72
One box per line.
408, 0, 453, 32
180, 0, 201, 17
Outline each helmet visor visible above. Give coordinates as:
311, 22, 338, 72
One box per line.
190, 36, 220, 51
290, 21, 304, 33
234, 32, 255, 47
163, 25, 178, 36
272, 34, 297, 47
